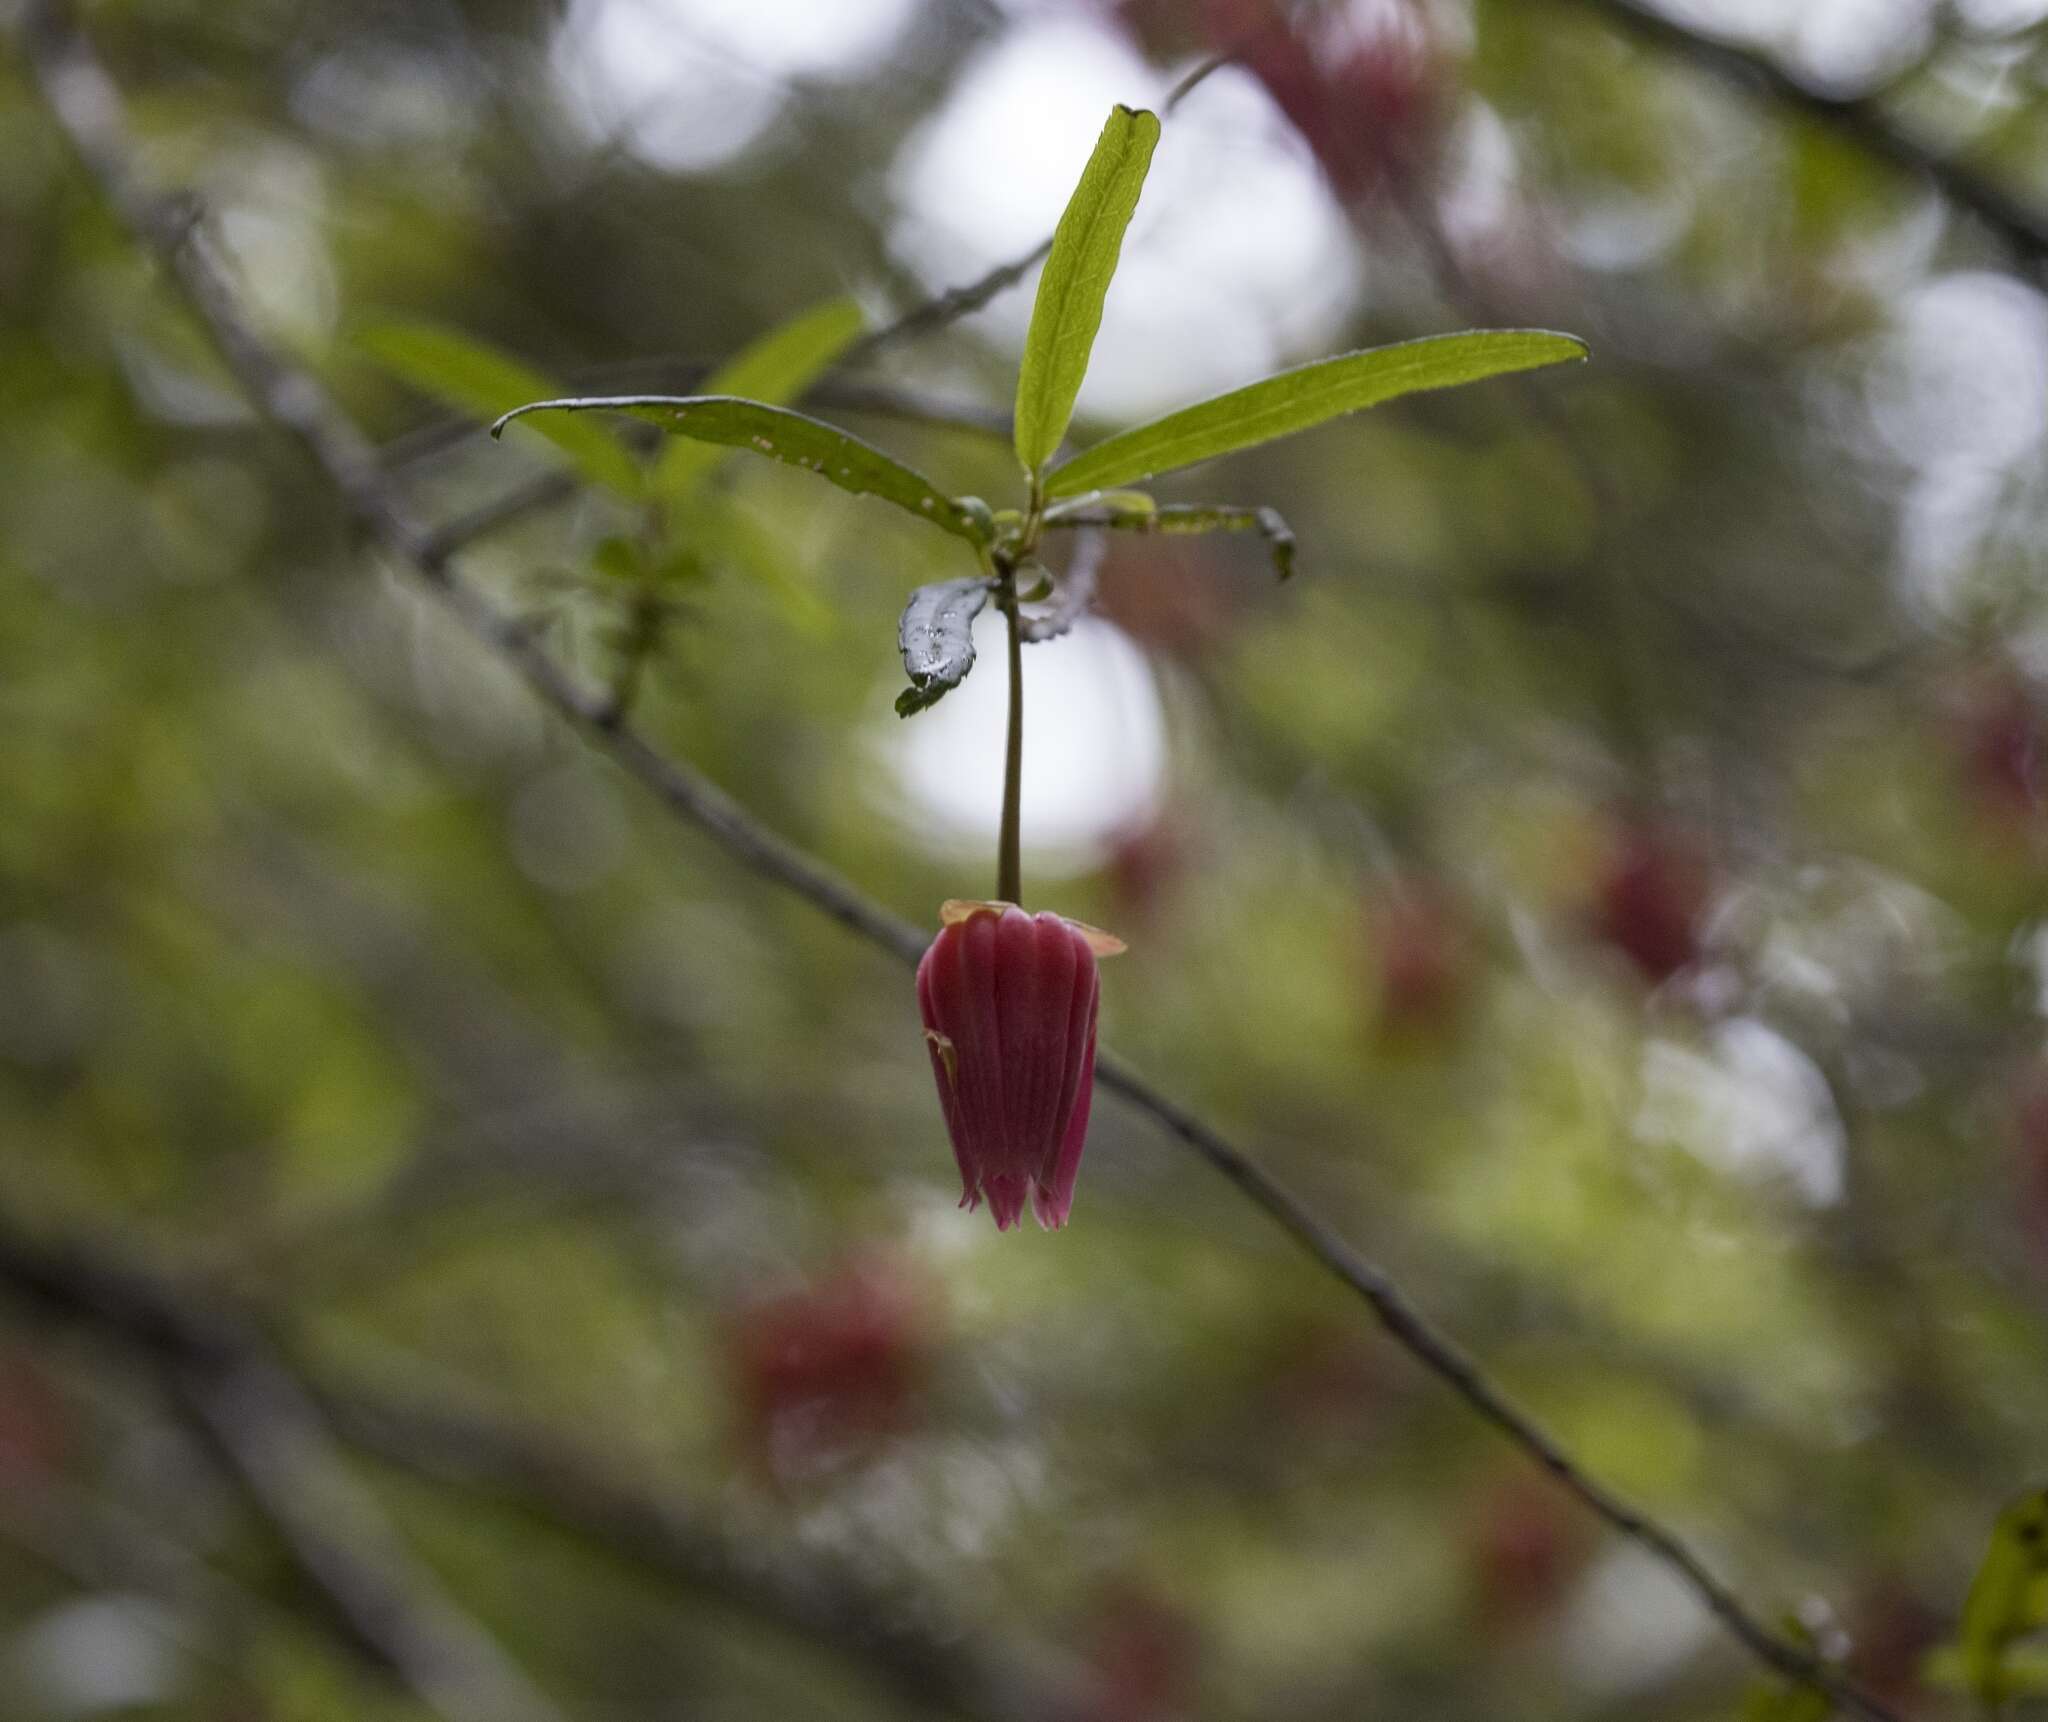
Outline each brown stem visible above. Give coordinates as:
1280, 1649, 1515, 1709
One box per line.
998, 572, 1024, 906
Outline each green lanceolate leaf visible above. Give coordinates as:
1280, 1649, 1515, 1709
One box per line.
1013, 105, 1161, 479
357, 320, 643, 498
651, 297, 865, 503
1047, 499, 1297, 579
1044, 329, 1589, 499
896, 576, 994, 715
1956, 1488, 2048, 1706
492, 396, 991, 544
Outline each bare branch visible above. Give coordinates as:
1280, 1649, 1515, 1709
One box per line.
0, 1473, 279, 1668
0, 1212, 1068, 1722
417, 467, 588, 560
12, 8, 1908, 1719
841, 45, 1240, 368
321, 1383, 1071, 1722
0, 1211, 570, 1722
1572, 0, 2048, 272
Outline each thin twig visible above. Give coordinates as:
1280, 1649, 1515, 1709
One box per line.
841, 45, 1240, 369
839, 237, 1055, 372
1572, 0, 2048, 271
0, 1213, 1065, 1722
12, 9, 1906, 1719
418, 466, 587, 561
178, 1365, 573, 1722
0, 1474, 282, 1670
321, 1381, 1071, 1722
0, 1211, 570, 1722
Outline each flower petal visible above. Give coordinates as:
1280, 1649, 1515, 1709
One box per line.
1034, 947, 1100, 1229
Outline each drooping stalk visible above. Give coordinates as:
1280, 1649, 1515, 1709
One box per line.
998, 568, 1024, 906
994, 482, 1049, 907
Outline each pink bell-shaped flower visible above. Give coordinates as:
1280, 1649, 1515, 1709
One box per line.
917, 900, 1124, 1231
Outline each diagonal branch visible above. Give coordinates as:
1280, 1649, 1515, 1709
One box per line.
839, 46, 1241, 369
0, 1210, 1065, 1722
0, 1212, 571, 1722
319, 1382, 1069, 1720
12, 8, 1906, 1720
1571, 0, 2048, 271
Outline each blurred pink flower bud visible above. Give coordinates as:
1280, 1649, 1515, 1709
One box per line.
728, 1255, 929, 1483
1227, 0, 1452, 205
1368, 878, 1474, 1041
917, 900, 1124, 1231
1077, 1582, 1201, 1722
1593, 819, 1710, 985
0, 1348, 67, 1488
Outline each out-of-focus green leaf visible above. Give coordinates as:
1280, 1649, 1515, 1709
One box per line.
1013, 105, 1160, 478
707, 503, 836, 639
356, 321, 643, 497
1738, 1675, 1833, 1722
492, 396, 990, 544
650, 297, 865, 503
1953, 1488, 2048, 1706
591, 535, 644, 583
895, 575, 993, 715
1047, 498, 1296, 579
1927, 1644, 2048, 1695
1044, 330, 1589, 498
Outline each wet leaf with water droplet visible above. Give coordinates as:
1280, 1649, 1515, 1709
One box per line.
896, 576, 995, 716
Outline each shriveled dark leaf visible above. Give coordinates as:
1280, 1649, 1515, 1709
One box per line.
896, 576, 995, 716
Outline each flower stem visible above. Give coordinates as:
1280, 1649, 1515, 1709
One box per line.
995, 483, 1047, 908
998, 571, 1024, 906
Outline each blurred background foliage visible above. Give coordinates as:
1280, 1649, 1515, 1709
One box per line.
6, 0, 2048, 1716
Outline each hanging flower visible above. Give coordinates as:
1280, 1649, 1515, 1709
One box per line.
917, 900, 1125, 1231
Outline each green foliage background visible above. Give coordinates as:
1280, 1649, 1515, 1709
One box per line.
3, 0, 2048, 1717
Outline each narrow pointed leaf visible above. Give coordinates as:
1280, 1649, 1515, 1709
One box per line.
651, 297, 865, 502
492, 396, 990, 543
896, 576, 994, 715
1013, 105, 1160, 477
1045, 329, 1589, 499
1048, 499, 1296, 579
357, 321, 643, 498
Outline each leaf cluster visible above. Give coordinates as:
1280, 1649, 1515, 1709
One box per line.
465, 104, 1584, 715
